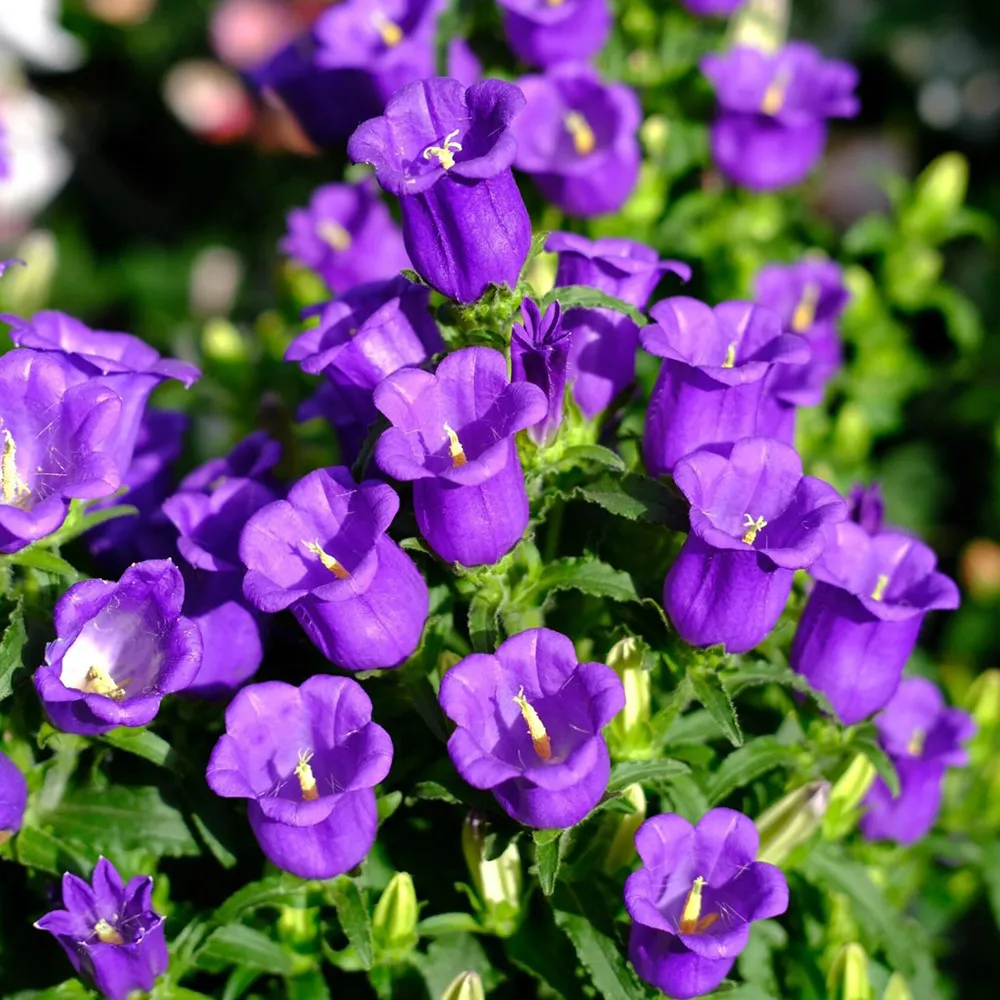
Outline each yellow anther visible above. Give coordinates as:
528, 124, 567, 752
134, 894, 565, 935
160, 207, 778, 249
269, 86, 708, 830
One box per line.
295, 749, 320, 801
906, 728, 925, 757
791, 282, 820, 332
722, 343, 737, 368
742, 513, 767, 546
546, 0, 565, 5
1, 429, 28, 506
317, 219, 353, 252
93, 919, 125, 946
760, 69, 790, 116
83, 665, 127, 702
304, 540, 350, 579
443, 423, 468, 468
513, 686, 551, 760
678, 876, 719, 935
423, 129, 463, 170
871, 573, 890, 602
563, 111, 596, 156
373, 13, 403, 46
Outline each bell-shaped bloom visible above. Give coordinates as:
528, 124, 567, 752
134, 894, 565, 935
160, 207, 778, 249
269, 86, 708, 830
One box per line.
348, 77, 532, 304
861, 678, 975, 846
35, 857, 168, 1000
280, 180, 410, 294
545, 233, 691, 418
240, 466, 428, 670
512, 64, 640, 217
178, 429, 281, 493
439, 628, 625, 828
33, 560, 203, 736
496, 0, 611, 68
665, 438, 846, 654
681, 0, 743, 14
791, 523, 960, 725
297, 381, 373, 467
4, 310, 200, 475
510, 299, 571, 447
625, 809, 788, 999
0, 750, 27, 844
0, 349, 123, 554
206, 675, 393, 878
373, 347, 547, 566
641, 298, 808, 477
847, 482, 884, 536
701, 43, 859, 191
447, 37, 482, 87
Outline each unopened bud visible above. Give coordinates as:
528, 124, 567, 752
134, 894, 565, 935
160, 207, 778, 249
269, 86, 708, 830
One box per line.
440, 971, 485, 1000
883, 973, 913, 1000
825, 754, 877, 839
602, 783, 647, 874
756, 781, 830, 865
828, 943, 872, 1000
606, 637, 651, 754
202, 317, 246, 362
966, 669, 1000, 767
906, 153, 968, 242
462, 813, 522, 937
372, 872, 418, 956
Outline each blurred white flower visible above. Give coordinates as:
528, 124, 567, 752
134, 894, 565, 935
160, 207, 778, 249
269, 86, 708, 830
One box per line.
0, 0, 84, 71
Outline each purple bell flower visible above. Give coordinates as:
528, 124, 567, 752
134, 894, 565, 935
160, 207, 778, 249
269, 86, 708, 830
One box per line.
860, 677, 975, 845
297, 382, 374, 467
847, 482, 885, 536
373, 346, 547, 566
438, 627, 625, 828
348, 77, 532, 304
4, 310, 200, 476
0, 349, 123, 554
664, 438, 846, 654
701, 43, 859, 191
447, 38, 482, 87
0, 750, 27, 843
512, 64, 641, 217
206, 675, 393, 878
35, 857, 168, 1000
545, 233, 691, 418
280, 180, 411, 294
681, 0, 743, 15
790, 523, 960, 725
178, 429, 281, 492
625, 809, 789, 999
510, 299, 571, 447
641, 298, 808, 477
33, 560, 203, 736
239, 466, 428, 670
495, 0, 611, 69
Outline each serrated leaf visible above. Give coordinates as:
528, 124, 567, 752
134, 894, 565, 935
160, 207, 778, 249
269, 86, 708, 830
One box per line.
575, 472, 688, 530
690, 669, 743, 747
705, 738, 799, 805
99, 727, 183, 773
196, 924, 294, 976
607, 758, 691, 793
556, 444, 627, 472
552, 909, 650, 1000
0, 596, 27, 702
330, 876, 374, 970
542, 284, 648, 326
522, 555, 639, 605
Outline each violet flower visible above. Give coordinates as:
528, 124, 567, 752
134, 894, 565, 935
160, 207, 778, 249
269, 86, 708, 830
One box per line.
512, 64, 641, 217
496, 0, 611, 68
239, 466, 428, 671
0, 750, 27, 844
447, 37, 482, 87
625, 809, 789, 999
664, 438, 846, 654
545, 232, 691, 418
510, 299, 571, 447
641, 298, 808, 477
348, 77, 532, 304
860, 677, 975, 845
0, 349, 123, 554
790, 522, 960, 725
681, 0, 743, 14
280, 180, 411, 294
847, 482, 884, 536
35, 858, 168, 1000
701, 43, 859, 191
206, 675, 393, 878
179, 429, 281, 492
373, 346, 547, 566
4, 310, 200, 476
438, 627, 625, 828
33, 560, 203, 736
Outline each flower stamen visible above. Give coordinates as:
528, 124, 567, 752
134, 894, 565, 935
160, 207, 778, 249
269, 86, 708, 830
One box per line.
317, 220, 353, 252
83, 664, 128, 702
792, 282, 820, 332
93, 918, 125, 946
761, 68, 790, 116
372, 13, 403, 46
305, 540, 350, 579
295, 749, 319, 801
563, 111, 596, 156
722, 343, 736, 368
1, 429, 29, 507
513, 686, 551, 760
742, 513, 767, 546
678, 875, 719, 935
443, 423, 467, 468
871, 573, 889, 602
906, 728, 925, 757
423, 129, 463, 170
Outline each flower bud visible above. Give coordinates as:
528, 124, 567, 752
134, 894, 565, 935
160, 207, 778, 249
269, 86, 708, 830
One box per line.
756, 780, 830, 865
965, 669, 1000, 767
905, 153, 968, 242
462, 813, 522, 937
372, 872, 419, 956
605, 637, 651, 755
824, 754, 877, 839
883, 973, 913, 1000
828, 943, 872, 1000
602, 783, 647, 874
440, 971, 485, 1000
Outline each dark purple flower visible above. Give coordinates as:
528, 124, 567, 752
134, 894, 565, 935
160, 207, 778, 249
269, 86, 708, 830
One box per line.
374, 347, 547, 566
0, 349, 123, 555
33, 560, 203, 736
447, 37, 482, 87
0, 750, 27, 843
664, 438, 846, 654
545, 233, 691, 418
34, 857, 168, 1000
348, 77, 532, 304
239, 466, 428, 670
791, 523, 960, 725
861, 677, 975, 845
641, 298, 808, 477
179, 430, 281, 493
206, 675, 393, 878
512, 64, 641, 217
681, 0, 743, 14
4, 310, 200, 476
496, 0, 611, 68
625, 809, 788, 999
280, 180, 411, 294
847, 482, 884, 536
438, 628, 624, 828
701, 43, 859, 191
510, 299, 571, 446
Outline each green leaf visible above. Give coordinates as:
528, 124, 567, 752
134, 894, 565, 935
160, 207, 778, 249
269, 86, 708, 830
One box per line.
376, 790, 403, 826
522, 555, 639, 605
533, 829, 566, 896
99, 728, 183, 773
196, 924, 294, 976
690, 669, 743, 747
852, 733, 901, 798
45, 500, 139, 548
468, 588, 502, 653
417, 912, 483, 937
213, 874, 312, 926
606, 758, 691, 793
329, 876, 374, 970
542, 284, 648, 326
0, 596, 27, 702
555, 444, 627, 472
980, 839, 1000, 934
705, 737, 799, 806
24, 982, 96, 1000
4, 548, 80, 576
574, 472, 688, 530
552, 909, 650, 1000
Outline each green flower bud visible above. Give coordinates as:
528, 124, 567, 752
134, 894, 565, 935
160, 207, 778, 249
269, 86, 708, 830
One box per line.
602, 783, 647, 874
606, 637, 651, 755
372, 872, 419, 956
828, 943, 872, 1000
883, 973, 913, 1000
756, 781, 830, 866
905, 153, 969, 243
727, 0, 789, 53
462, 814, 522, 937
824, 754, 877, 839
440, 971, 485, 1000
202, 317, 247, 363
965, 669, 1000, 767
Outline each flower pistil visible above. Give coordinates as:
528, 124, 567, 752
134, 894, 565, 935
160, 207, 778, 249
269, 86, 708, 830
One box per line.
372, 12, 403, 46
563, 111, 596, 156
792, 282, 820, 332
1, 429, 29, 506
513, 686, 552, 760
760, 69, 791, 116
906, 728, 925, 757
83, 664, 128, 702
305, 540, 351, 579
443, 423, 468, 468
295, 749, 320, 801
678, 875, 719, 935
423, 130, 463, 170
742, 514, 767, 546
93, 919, 125, 946
317, 220, 353, 252
722, 343, 736, 368
871, 573, 889, 601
